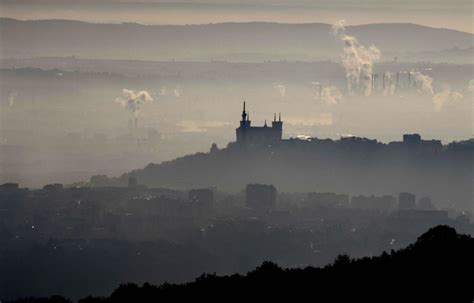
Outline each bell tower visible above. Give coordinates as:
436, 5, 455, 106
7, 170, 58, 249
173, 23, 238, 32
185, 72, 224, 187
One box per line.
240, 101, 251, 128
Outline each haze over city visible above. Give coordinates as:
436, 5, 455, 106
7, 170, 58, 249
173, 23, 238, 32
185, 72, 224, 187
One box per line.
0, 1, 473, 302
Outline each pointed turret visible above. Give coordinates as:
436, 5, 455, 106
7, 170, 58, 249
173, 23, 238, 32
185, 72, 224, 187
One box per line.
272, 111, 283, 138
241, 101, 247, 122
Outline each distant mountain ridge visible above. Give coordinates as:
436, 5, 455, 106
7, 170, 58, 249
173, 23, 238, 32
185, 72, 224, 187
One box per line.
1, 18, 472, 62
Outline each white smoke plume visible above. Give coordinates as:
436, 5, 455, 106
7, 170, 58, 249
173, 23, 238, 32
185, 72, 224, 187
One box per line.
274, 84, 287, 98
160, 86, 181, 98
321, 86, 343, 105
468, 79, 474, 94
8, 91, 18, 107
115, 89, 153, 118
332, 19, 347, 36
312, 82, 342, 105
432, 87, 464, 112
311, 81, 322, 100
159, 86, 168, 96
173, 88, 181, 97
412, 72, 434, 95
332, 20, 381, 96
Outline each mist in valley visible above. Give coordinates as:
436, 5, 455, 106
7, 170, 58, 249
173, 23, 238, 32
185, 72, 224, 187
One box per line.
1, 58, 472, 188
0, 5, 473, 301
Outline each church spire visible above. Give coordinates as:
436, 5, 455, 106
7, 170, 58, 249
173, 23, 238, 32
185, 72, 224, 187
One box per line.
241, 101, 247, 122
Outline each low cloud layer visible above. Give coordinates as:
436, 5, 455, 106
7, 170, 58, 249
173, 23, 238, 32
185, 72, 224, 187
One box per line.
285, 113, 334, 127
176, 120, 231, 133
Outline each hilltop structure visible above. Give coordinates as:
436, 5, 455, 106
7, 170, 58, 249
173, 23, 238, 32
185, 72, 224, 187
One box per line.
236, 102, 282, 146
85, 103, 473, 211
234, 102, 445, 153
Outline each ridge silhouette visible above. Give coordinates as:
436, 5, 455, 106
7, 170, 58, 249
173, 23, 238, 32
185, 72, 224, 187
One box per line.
8, 225, 474, 303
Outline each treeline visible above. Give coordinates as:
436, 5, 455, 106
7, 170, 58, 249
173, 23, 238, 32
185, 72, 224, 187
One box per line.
8, 225, 474, 303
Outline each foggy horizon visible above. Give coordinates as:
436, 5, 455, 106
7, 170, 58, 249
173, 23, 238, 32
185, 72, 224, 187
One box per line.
1, 0, 472, 33
0, 1, 473, 302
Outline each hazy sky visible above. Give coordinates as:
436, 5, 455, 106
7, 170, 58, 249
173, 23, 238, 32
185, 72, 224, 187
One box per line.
1, 0, 472, 33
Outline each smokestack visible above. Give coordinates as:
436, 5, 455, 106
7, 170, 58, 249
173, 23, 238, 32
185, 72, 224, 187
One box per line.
371, 74, 374, 93
375, 74, 379, 92
396, 72, 399, 91
115, 89, 153, 129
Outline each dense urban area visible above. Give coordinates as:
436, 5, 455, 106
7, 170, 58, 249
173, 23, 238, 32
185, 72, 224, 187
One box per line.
1, 175, 472, 300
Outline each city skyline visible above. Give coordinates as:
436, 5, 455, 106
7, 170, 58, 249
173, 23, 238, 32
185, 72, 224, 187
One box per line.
0, 1, 472, 301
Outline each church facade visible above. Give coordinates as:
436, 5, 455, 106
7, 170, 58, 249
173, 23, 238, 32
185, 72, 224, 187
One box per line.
236, 102, 282, 145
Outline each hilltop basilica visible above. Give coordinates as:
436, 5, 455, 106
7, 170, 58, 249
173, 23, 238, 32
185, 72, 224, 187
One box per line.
236, 102, 282, 145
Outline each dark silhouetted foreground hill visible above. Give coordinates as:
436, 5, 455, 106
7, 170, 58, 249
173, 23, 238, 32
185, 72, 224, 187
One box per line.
9, 225, 474, 303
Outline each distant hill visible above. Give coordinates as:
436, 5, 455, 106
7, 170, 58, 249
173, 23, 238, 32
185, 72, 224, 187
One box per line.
1, 18, 472, 62
9, 225, 474, 302
100, 138, 474, 211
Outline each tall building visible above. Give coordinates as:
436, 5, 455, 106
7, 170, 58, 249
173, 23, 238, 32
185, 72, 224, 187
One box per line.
398, 192, 416, 210
236, 102, 282, 146
245, 184, 277, 212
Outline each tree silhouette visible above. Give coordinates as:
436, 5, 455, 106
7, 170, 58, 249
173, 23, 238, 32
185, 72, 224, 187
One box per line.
8, 225, 474, 303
